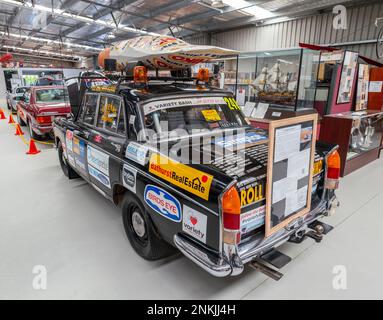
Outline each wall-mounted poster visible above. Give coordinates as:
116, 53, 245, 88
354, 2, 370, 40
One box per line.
355, 64, 369, 111
265, 113, 318, 237
337, 51, 359, 104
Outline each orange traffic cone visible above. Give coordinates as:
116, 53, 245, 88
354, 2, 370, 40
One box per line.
14, 123, 24, 136
26, 139, 41, 155
8, 115, 15, 124
0, 109, 5, 120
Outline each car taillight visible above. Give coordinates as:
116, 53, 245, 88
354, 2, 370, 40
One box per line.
36, 116, 52, 124
325, 150, 341, 189
222, 185, 241, 245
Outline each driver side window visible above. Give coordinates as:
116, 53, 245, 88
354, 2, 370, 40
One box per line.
80, 94, 99, 126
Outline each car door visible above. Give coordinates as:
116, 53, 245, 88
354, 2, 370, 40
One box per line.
87, 94, 127, 196
66, 93, 100, 181
18, 89, 31, 123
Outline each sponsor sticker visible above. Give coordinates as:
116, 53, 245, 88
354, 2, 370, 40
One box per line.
73, 137, 80, 155
239, 181, 265, 207
87, 146, 109, 175
214, 132, 267, 149
122, 164, 137, 193
201, 109, 221, 122
149, 153, 213, 201
88, 166, 111, 189
182, 205, 207, 243
125, 142, 148, 166
65, 130, 75, 167
223, 97, 241, 110
65, 130, 73, 152
240, 205, 265, 234
144, 185, 181, 222
74, 138, 86, 171
129, 115, 136, 125
143, 97, 226, 115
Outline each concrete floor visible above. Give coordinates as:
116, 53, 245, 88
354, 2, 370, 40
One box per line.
1, 105, 383, 300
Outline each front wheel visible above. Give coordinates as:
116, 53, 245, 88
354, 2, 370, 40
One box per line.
57, 140, 79, 179
122, 192, 175, 261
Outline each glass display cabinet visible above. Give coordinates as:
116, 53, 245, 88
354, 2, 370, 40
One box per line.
252, 49, 320, 111
216, 49, 320, 111
320, 110, 383, 176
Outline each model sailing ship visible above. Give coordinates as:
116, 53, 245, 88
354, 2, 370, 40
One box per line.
252, 60, 298, 106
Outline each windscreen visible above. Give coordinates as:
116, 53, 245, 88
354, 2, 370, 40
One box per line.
16, 87, 28, 94
143, 96, 247, 138
35, 89, 69, 103
37, 79, 64, 86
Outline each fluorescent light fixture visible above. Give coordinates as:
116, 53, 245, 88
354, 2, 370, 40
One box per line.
1, 45, 82, 59
0, 31, 101, 52
0, 0, 162, 37
222, 0, 274, 20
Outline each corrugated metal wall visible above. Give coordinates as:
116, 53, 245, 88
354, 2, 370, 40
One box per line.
207, 2, 383, 62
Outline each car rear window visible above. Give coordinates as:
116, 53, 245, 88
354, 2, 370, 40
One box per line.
35, 89, 69, 103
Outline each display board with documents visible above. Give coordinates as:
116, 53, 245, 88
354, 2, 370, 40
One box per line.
265, 113, 318, 237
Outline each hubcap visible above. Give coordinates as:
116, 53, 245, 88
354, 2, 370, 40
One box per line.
132, 210, 146, 238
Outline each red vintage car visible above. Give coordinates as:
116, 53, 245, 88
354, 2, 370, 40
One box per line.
16, 86, 71, 139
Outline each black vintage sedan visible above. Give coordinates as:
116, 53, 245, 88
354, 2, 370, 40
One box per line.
53, 73, 340, 278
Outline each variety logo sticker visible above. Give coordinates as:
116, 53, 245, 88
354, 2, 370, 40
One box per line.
122, 164, 137, 193
149, 153, 213, 201
182, 205, 207, 243
144, 185, 181, 222
125, 142, 148, 166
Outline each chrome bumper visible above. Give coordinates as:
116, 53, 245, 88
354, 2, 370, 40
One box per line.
174, 196, 339, 277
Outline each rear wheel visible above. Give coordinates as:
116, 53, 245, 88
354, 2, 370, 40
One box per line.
57, 140, 79, 179
122, 192, 175, 260
28, 120, 41, 140
17, 112, 26, 126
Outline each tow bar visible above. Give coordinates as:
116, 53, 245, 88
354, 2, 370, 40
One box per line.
289, 221, 333, 244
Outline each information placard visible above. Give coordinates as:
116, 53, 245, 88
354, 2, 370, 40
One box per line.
265, 113, 318, 237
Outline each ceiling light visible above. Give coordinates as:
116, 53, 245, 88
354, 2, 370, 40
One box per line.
1, 44, 82, 59
222, 0, 274, 20
0, 0, 162, 37
0, 31, 101, 52
211, 0, 225, 9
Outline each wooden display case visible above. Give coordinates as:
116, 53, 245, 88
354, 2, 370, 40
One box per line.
319, 110, 383, 176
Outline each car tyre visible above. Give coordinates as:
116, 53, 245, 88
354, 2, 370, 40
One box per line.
28, 120, 41, 140
17, 112, 26, 126
57, 140, 80, 179
122, 192, 175, 261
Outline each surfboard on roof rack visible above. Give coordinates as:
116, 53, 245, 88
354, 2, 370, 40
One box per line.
98, 35, 239, 71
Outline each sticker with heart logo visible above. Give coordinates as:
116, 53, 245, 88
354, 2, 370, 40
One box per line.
190, 216, 198, 226
182, 205, 207, 243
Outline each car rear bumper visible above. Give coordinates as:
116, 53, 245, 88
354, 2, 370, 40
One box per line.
33, 124, 53, 134
174, 195, 339, 277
